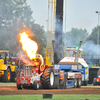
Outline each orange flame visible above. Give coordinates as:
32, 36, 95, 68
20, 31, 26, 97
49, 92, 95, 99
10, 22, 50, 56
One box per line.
19, 32, 38, 59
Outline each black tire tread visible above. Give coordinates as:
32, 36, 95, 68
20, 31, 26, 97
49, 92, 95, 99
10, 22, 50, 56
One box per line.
17, 83, 22, 90
77, 78, 81, 88
41, 68, 53, 89
3, 68, 11, 82
33, 80, 39, 90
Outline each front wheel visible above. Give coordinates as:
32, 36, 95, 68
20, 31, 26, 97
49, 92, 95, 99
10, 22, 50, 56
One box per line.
33, 80, 39, 90
77, 78, 81, 88
17, 83, 22, 90
3, 68, 11, 82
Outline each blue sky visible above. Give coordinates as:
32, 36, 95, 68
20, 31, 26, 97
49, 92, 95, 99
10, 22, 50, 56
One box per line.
27, 0, 100, 34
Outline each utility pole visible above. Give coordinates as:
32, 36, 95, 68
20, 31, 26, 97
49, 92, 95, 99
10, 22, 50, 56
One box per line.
96, 11, 100, 59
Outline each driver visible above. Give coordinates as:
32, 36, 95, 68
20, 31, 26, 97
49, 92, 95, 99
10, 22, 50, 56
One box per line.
34, 54, 44, 70
72, 51, 76, 57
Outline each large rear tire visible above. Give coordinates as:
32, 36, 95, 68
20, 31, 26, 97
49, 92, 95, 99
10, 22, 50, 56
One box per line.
41, 68, 54, 89
3, 68, 11, 82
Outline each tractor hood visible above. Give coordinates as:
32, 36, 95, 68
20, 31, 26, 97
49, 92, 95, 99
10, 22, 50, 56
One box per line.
58, 57, 88, 67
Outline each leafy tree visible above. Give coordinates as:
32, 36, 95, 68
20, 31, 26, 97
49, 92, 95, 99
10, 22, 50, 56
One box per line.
65, 28, 90, 59
30, 23, 46, 57
0, 0, 46, 57
82, 26, 100, 59
86, 26, 100, 44
66, 28, 89, 47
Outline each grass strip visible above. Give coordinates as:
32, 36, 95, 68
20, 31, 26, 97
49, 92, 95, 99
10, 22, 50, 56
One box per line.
0, 94, 100, 100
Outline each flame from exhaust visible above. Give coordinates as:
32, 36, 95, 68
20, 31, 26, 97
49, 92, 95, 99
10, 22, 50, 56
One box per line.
19, 32, 38, 59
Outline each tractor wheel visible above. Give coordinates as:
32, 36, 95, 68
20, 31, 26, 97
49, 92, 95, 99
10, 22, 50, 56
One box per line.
33, 80, 39, 90
41, 68, 54, 89
3, 68, 11, 82
53, 75, 60, 89
93, 78, 97, 86
17, 83, 22, 90
77, 78, 81, 88
74, 79, 77, 88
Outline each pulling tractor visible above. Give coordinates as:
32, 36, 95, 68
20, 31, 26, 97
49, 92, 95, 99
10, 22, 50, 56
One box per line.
17, 54, 54, 90
53, 46, 89, 89
45, 41, 89, 89
66, 47, 89, 86
0, 50, 18, 82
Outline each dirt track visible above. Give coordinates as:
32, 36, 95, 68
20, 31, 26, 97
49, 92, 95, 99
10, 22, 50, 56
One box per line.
0, 85, 100, 95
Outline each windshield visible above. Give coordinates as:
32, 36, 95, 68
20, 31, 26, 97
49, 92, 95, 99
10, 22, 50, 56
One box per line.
67, 51, 77, 57
0, 53, 5, 58
66, 50, 81, 58
0, 52, 9, 58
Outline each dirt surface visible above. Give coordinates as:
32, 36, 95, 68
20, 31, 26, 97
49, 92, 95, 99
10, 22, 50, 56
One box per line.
0, 85, 100, 95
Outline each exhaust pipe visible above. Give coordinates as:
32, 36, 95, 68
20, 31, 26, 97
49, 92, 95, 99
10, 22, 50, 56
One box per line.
74, 41, 82, 63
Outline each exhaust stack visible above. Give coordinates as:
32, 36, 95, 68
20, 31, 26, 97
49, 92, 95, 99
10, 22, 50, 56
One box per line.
54, 0, 64, 64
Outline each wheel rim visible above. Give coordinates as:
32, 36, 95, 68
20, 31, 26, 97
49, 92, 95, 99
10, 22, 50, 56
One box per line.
50, 72, 54, 86
7, 72, 10, 80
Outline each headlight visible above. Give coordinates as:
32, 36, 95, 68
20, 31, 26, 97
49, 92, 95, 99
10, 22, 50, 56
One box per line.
85, 72, 87, 74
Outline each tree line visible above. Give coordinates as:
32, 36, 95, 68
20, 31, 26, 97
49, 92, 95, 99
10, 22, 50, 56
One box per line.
0, 0, 99, 59
66, 26, 100, 59
0, 0, 46, 57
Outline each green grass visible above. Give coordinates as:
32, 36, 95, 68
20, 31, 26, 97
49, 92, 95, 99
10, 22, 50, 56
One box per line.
0, 94, 100, 100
